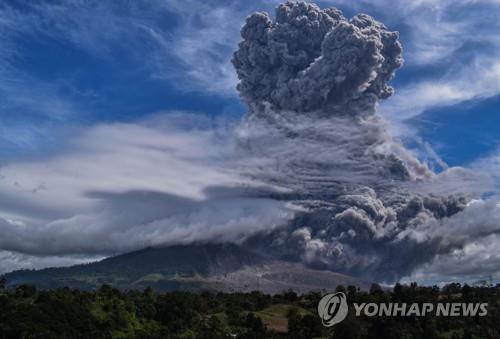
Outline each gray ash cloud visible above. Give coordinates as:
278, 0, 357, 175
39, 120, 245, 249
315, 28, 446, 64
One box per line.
1, 1, 496, 283
232, 1, 486, 282
232, 1, 403, 115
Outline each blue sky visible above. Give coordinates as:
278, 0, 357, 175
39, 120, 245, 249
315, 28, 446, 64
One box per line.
0, 0, 246, 158
1, 0, 499, 166
1, 0, 500, 283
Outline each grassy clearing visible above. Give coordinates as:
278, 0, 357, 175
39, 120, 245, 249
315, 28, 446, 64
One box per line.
255, 303, 311, 333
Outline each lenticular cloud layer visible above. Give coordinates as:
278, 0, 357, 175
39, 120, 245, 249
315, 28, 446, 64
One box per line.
232, 1, 495, 282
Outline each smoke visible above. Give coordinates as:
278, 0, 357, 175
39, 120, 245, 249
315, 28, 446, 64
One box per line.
232, 1, 402, 115
1, 1, 498, 283
231, 1, 497, 282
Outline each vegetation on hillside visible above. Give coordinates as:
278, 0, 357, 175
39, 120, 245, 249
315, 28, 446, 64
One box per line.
0, 278, 499, 338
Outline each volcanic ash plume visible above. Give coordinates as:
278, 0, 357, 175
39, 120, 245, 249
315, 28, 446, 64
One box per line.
231, 1, 488, 282
232, 1, 403, 115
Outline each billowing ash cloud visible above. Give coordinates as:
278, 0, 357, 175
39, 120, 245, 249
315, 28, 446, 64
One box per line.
232, 1, 403, 115
1, 1, 498, 283
231, 1, 496, 282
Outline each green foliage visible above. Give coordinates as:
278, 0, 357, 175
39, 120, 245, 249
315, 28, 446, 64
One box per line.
0, 282, 498, 338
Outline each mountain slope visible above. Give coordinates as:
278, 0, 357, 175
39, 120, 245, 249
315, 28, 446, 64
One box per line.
3, 244, 369, 293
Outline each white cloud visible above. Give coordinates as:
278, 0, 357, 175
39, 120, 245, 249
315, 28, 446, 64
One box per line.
148, 0, 281, 95
382, 59, 500, 122
0, 251, 102, 275
399, 198, 500, 283
468, 146, 500, 191
404, 233, 500, 285
0, 112, 295, 260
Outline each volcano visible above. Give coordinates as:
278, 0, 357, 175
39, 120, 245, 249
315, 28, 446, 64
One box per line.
3, 244, 370, 294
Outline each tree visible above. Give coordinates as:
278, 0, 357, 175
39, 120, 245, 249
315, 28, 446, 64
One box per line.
370, 283, 383, 294
332, 316, 365, 339
197, 316, 227, 339
336, 285, 347, 293
347, 285, 358, 301
245, 312, 266, 335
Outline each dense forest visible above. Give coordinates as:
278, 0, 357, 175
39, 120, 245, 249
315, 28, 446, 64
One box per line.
0, 278, 499, 338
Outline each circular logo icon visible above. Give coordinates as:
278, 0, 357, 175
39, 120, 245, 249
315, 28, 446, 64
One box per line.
317, 292, 348, 327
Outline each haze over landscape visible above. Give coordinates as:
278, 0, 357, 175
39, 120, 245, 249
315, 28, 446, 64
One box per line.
1, 0, 500, 287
